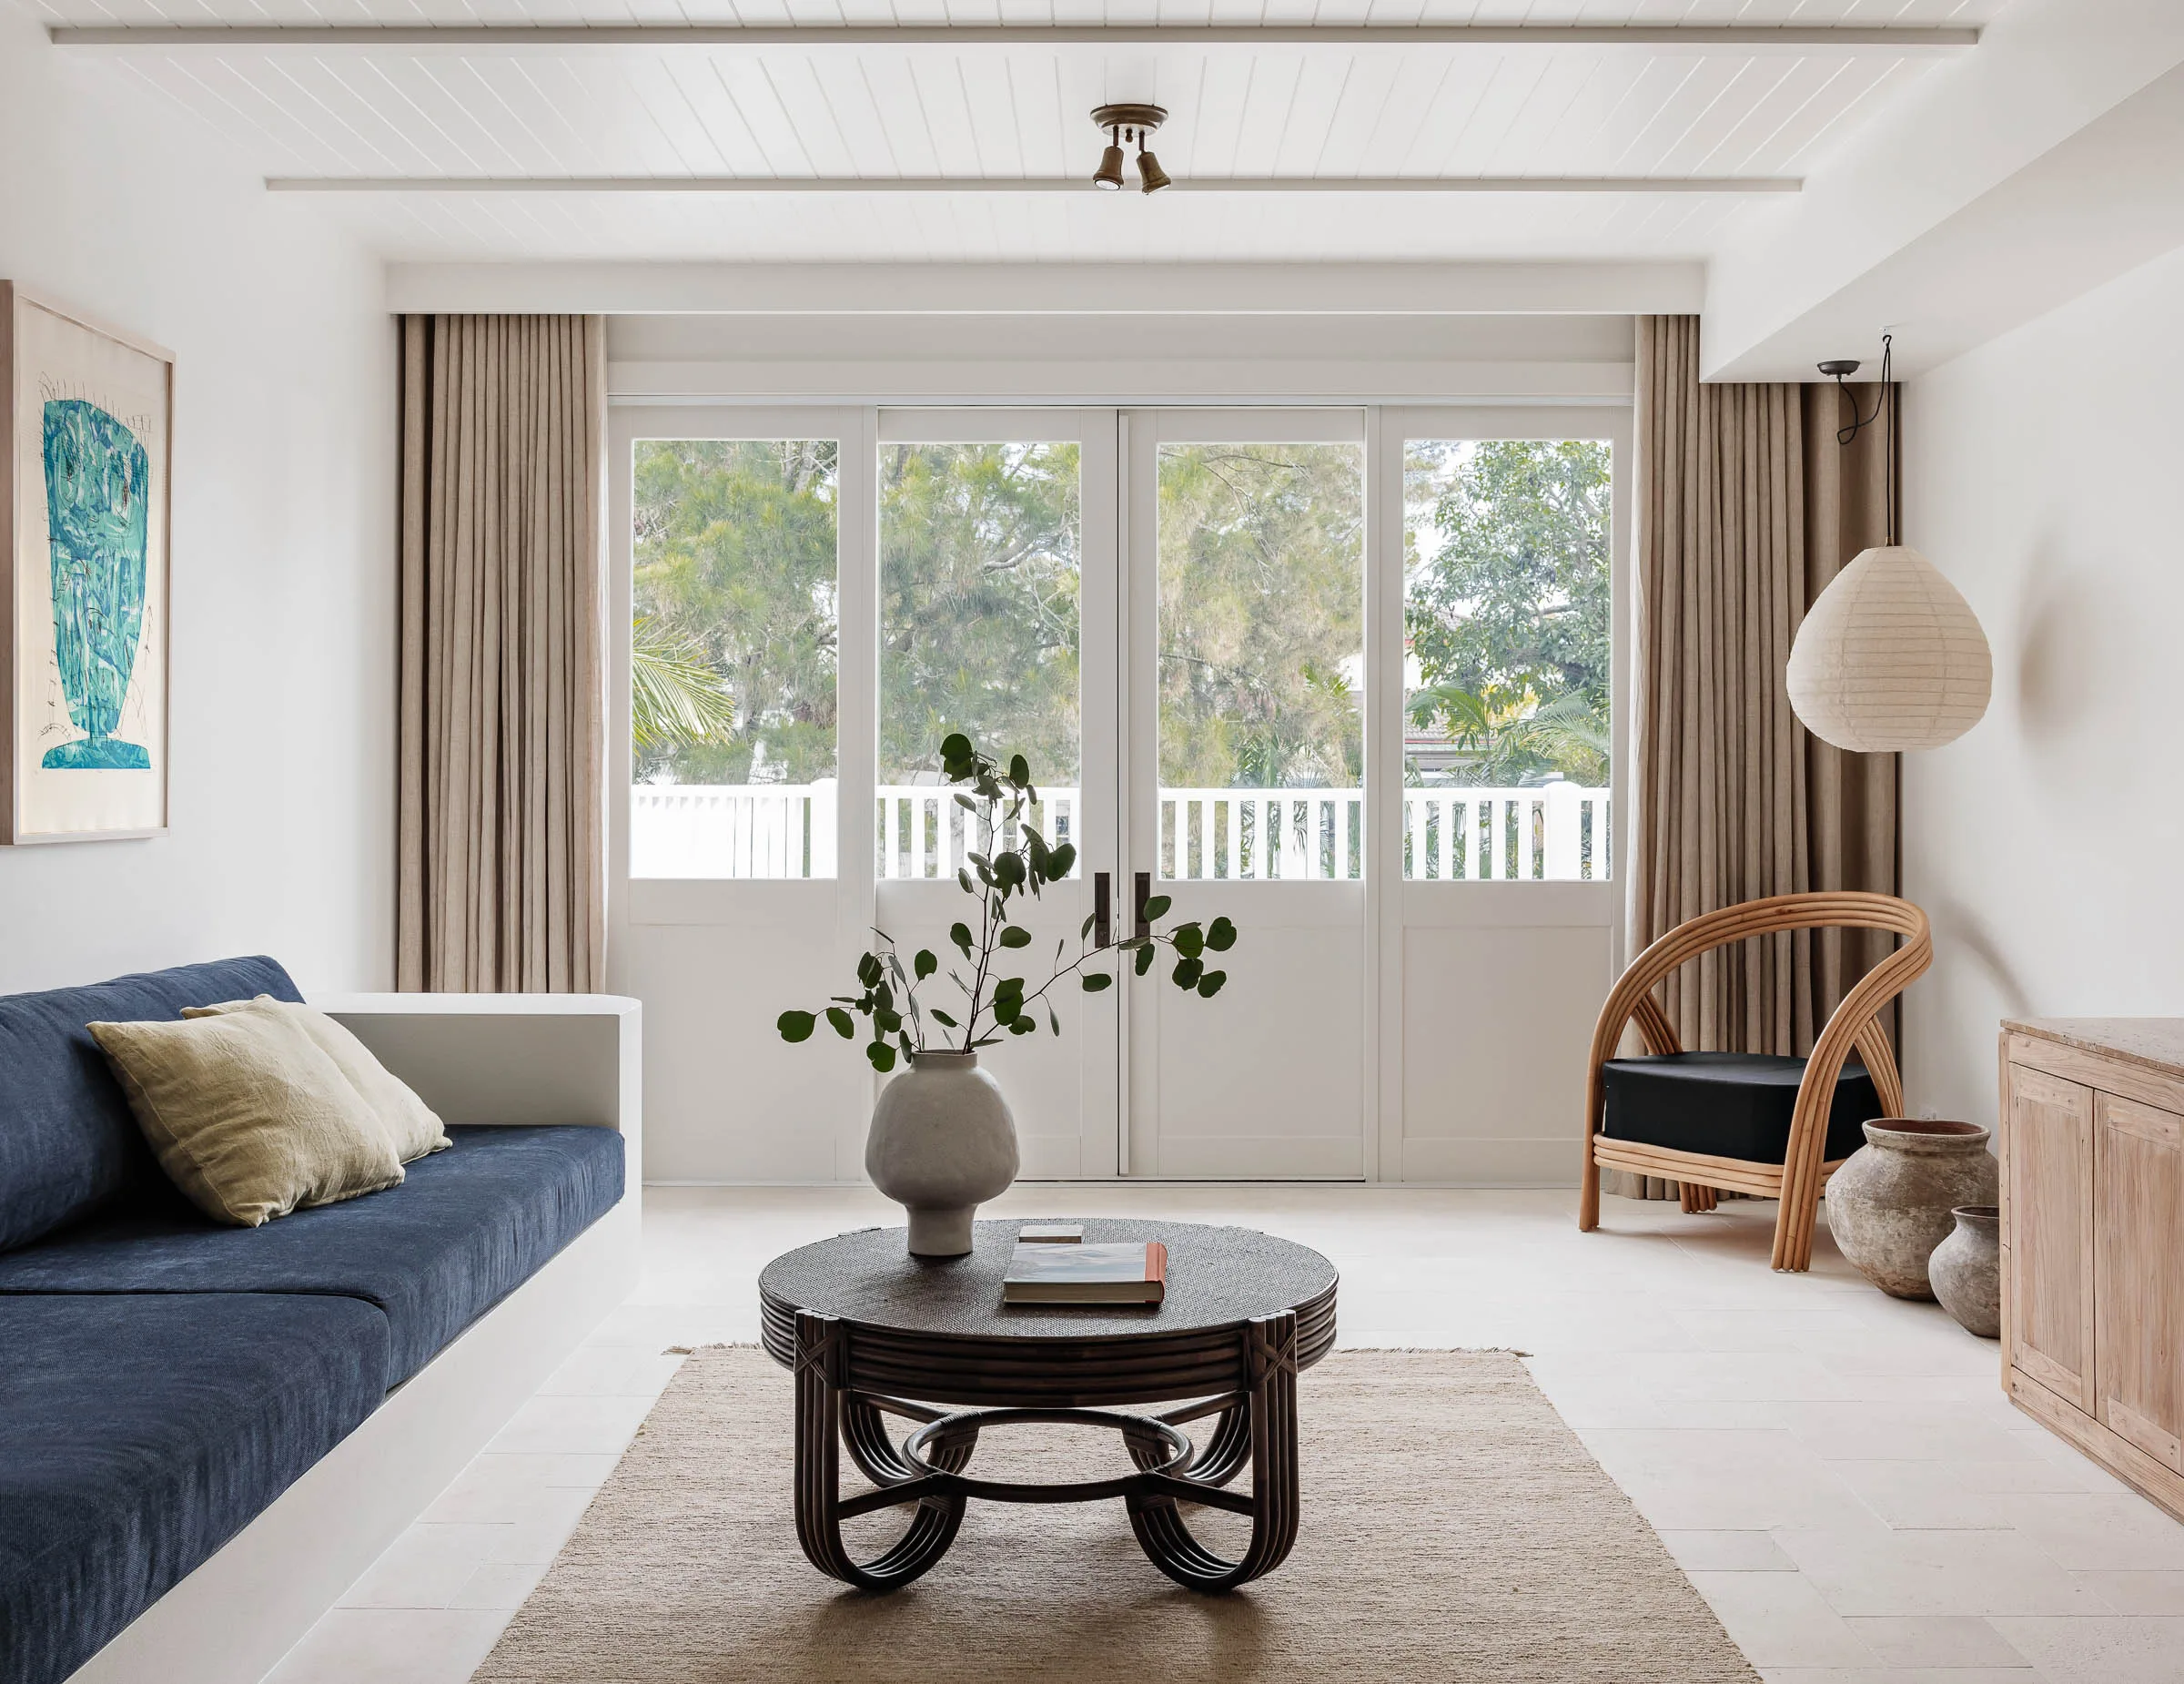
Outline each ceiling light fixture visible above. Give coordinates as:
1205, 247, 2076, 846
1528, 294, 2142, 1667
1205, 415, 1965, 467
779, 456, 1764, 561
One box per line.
1787, 333, 1993, 753
1091, 104, 1169, 194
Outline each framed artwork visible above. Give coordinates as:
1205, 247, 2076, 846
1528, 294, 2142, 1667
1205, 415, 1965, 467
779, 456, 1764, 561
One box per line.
1, 283, 172, 843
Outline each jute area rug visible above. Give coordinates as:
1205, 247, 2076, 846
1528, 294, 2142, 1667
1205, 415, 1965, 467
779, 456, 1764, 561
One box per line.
475, 1347, 1757, 1684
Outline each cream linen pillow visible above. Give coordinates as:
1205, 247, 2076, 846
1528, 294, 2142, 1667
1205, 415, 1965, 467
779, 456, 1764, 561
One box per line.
88, 1009, 405, 1227
183, 996, 451, 1163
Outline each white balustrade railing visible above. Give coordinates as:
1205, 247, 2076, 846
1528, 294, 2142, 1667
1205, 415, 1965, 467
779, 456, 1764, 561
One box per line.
630, 781, 837, 880
875, 786, 1078, 881
632, 780, 1608, 882
1401, 784, 1610, 881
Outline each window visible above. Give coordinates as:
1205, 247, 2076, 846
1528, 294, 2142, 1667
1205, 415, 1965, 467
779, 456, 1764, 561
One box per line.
1401, 439, 1611, 880
877, 441, 1082, 879
1157, 441, 1364, 880
628, 438, 839, 879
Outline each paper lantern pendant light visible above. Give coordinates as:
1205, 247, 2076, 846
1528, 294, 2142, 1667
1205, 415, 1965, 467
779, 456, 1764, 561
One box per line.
1786, 545, 1992, 753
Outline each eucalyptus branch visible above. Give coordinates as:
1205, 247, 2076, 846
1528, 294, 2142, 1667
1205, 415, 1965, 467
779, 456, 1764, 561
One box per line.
777, 731, 1239, 1071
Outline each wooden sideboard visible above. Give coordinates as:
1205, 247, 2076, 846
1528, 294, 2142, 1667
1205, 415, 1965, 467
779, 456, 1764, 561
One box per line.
2000, 1019, 2184, 1522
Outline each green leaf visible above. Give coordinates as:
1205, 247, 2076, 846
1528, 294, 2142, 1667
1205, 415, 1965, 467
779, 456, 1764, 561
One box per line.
1048, 1004, 1060, 1035
1008, 1016, 1036, 1035
1207, 916, 1237, 952
930, 1008, 958, 1029
875, 1009, 903, 1033
1048, 842, 1077, 878
777, 1009, 816, 1042
1197, 969, 1228, 999
1134, 943, 1156, 977
824, 1007, 854, 1039
1173, 921, 1205, 959
1172, 956, 1204, 989
994, 853, 1026, 888
958, 867, 976, 895
1142, 893, 1172, 921
998, 925, 1032, 949
954, 792, 978, 812
857, 953, 884, 988
875, 981, 894, 1012
915, 949, 938, 980
950, 921, 974, 958
1082, 970, 1114, 991
867, 1041, 897, 1073
941, 732, 973, 765
1008, 754, 1031, 786
1081, 912, 1097, 940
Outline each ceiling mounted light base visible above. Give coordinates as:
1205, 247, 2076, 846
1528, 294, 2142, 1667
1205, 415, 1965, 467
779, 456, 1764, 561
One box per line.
1091, 103, 1168, 134
1091, 104, 1171, 193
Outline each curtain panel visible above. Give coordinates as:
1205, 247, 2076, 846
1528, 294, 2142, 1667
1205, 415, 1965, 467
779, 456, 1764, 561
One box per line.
398, 314, 607, 993
1619, 316, 1899, 1196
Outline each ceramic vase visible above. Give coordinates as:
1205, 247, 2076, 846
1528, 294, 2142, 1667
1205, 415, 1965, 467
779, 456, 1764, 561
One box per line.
864, 1050, 1019, 1257
1824, 1119, 1998, 1300
1929, 1204, 2003, 1338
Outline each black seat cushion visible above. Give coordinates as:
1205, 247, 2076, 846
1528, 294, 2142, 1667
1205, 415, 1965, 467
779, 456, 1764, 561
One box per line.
0, 1292, 389, 1684
1600, 1051, 1883, 1164
0, 1125, 623, 1388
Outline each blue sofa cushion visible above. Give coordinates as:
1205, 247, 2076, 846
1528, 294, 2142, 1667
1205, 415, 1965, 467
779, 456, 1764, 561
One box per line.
0, 1292, 389, 1684
0, 957, 304, 1253
0, 1125, 624, 1387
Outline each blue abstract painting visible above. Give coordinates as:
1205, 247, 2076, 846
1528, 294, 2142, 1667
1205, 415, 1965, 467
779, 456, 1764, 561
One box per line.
40, 398, 151, 770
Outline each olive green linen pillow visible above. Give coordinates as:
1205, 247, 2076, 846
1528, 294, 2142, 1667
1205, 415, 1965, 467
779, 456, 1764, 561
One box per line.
182, 995, 451, 1163
87, 1009, 406, 1227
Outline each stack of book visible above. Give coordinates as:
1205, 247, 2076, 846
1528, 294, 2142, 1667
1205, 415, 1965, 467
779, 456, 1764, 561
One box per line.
1001, 1224, 1168, 1305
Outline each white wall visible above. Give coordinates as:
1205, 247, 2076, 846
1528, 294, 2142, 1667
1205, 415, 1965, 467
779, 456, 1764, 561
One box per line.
1902, 239, 2184, 1125
0, 15, 395, 997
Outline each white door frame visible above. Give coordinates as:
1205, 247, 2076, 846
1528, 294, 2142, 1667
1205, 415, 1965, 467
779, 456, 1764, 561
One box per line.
1372, 403, 1633, 1185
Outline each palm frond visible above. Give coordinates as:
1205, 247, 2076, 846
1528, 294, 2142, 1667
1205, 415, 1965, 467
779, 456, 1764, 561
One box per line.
632, 617, 737, 751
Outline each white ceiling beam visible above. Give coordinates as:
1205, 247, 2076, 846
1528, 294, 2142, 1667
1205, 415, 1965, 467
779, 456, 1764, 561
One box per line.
273, 175, 1796, 196
49, 22, 1978, 53
385, 259, 1704, 317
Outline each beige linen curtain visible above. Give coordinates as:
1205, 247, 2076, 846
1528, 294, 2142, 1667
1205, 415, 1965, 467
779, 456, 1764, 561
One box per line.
1617, 315, 1898, 1196
398, 315, 606, 993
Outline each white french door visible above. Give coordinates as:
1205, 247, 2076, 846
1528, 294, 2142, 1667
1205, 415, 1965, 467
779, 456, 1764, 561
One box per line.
1120, 410, 1371, 1178
609, 401, 1623, 1186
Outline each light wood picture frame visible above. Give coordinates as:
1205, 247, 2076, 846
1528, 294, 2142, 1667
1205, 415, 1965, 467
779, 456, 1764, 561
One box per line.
2, 282, 173, 843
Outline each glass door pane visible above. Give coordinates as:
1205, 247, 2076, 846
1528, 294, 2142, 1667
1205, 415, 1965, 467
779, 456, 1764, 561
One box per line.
878, 440, 1082, 878
1400, 438, 1612, 882
1157, 441, 1365, 881
875, 419, 1108, 1180
630, 438, 839, 879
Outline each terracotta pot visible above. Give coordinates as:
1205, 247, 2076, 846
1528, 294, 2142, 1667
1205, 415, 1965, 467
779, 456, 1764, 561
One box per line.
1930, 1204, 2002, 1338
864, 1050, 1019, 1257
1824, 1119, 1997, 1300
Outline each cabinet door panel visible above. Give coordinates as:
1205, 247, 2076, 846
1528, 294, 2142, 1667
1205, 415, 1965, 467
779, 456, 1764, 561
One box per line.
2096, 1093, 2184, 1469
2009, 1065, 2096, 1411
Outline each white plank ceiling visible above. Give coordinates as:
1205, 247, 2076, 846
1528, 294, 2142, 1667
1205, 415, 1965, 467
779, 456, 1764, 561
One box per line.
27, 0, 2004, 262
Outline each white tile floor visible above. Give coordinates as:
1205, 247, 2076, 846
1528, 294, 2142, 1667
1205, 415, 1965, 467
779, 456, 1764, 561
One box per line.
265, 1185, 2184, 1684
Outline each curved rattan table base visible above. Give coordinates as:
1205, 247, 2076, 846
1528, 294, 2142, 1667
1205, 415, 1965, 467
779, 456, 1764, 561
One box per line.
792, 1306, 1302, 1594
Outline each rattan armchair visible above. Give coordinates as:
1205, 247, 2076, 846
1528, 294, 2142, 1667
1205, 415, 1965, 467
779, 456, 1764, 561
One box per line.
1579, 892, 1933, 1273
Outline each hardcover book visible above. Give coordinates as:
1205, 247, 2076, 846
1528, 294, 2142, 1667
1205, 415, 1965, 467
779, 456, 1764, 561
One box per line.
1001, 1240, 1168, 1305
1017, 1222, 1084, 1243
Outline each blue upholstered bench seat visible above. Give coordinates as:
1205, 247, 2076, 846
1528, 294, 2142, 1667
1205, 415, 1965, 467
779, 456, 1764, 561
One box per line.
0, 1125, 626, 1388
0, 1293, 391, 1684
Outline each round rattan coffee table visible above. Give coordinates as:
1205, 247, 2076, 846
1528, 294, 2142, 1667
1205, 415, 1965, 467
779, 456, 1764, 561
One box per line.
758, 1218, 1338, 1595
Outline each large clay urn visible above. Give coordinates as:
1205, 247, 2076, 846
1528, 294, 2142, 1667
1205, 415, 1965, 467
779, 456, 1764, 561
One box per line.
864, 1050, 1019, 1257
1824, 1119, 1998, 1299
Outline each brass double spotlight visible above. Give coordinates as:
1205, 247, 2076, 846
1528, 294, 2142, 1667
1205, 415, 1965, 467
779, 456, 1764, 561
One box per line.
1092, 104, 1170, 194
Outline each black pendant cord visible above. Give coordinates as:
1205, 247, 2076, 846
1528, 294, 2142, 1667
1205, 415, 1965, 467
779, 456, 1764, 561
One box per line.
1826, 331, 1897, 544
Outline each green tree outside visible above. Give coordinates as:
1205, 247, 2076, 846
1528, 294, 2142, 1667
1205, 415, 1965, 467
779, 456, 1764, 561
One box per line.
1404, 438, 1612, 787
632, 438, 839, 786
1157, 442, 1364, 790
